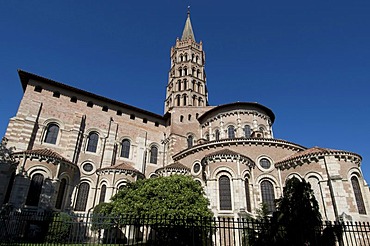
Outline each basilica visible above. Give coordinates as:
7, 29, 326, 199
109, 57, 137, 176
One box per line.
1, 11, 369, 222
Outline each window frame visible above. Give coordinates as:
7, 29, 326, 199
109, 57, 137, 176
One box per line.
86, 132, 99, 153
44, 123, 60, 145
219, 175, 232, 211
74, 182, 90, 211
260, 180, 276, 213
351, 175, 366, 214
149, 145, 158, 164
120, 139, 131, 158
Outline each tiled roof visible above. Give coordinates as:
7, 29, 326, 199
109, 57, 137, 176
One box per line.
205, 149, 248, 159
156, 162, 190, 172
98, 162, 143, 175
276, 146, 362, 166
13, 148, 74, 165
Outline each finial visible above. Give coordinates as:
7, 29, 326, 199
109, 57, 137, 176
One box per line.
187, 6, 190, 16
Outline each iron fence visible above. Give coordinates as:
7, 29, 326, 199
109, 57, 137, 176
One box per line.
0, 212, 369, 245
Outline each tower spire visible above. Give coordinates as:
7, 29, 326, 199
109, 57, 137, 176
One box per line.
181, 7, 195, 41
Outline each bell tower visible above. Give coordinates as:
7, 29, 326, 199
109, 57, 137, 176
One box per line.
164, 9, 208, 113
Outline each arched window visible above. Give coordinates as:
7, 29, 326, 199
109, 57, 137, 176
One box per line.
351, 176, 366, 214
178, 81, 181, 91
178, 68, 182, 76
44, 123, 59, 144
187, 135, 193, 148
261, 180, 275, 213
184, 68, 188, 75
75, 182, 90, 211
176, 95, 181, 106
121, 139, 131, 158
183, 95, 187, 105
219, 175, 232, 210
245, 178, 252, 212
215, 129, 220, 141
183, 80, 187, 89
228, 126, 235, 139
244, 125, 251, 138
99, 184, 107, 204
55, 178, 67, 209
205, 134, 209, 141
184, 54, 188, 61
86, 132, 99, 153
150, 146, 158, 164
192, 96, 197, 106
26, 173, 44, 206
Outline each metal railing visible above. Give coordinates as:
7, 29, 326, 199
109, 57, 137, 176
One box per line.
0, 212, 369, 245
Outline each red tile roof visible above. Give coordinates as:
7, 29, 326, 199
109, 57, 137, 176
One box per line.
13, 148, 74, 165
205, 149, 248, 159
276, 146, 362, 167
156, 162, 190, 172
98, 162, 144, 176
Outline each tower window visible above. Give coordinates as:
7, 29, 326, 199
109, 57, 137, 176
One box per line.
86, 132, 99, 153
351, 176, 366, 214
187, 135, 194, 148
261, 180, 275, 213
176, 95, 181, 106
70, 96, 77, 103
75, 182, 90, 211
121, 139, 131, 158
34, 86, 42, 92
44, 123, 59, 144
53, 91, 60, 98
149, 146, 158, 164
219, 175, 232, 210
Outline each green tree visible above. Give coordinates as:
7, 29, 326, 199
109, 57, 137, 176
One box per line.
95, 175, 214, 245
250, 177, 323, 246
275, 177, 322, 246
104, 175, 213, 218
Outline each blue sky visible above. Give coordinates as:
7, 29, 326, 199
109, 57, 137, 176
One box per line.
1, 1, 370, 181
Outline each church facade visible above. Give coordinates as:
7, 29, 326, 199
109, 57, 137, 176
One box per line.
1, 12, 369, 222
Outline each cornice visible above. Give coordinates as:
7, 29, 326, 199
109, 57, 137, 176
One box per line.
173, 138, 306, 161
276, 149, 362, 170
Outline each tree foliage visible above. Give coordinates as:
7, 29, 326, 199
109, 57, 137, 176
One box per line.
101, 175, 213, 219
251, 177, 323, 246
275, 177, 322, 245
94, 175, 214, 245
